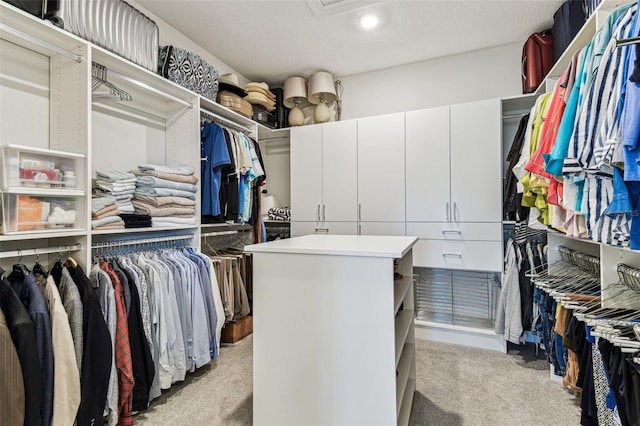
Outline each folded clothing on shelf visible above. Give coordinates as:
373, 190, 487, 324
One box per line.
95, 170, 136, 183
129, 169, 198, 185
134, 186, 197, 200
151, 216, 197, 227
92, 215, 124, 229
119, 213, 152, 228
137, 164, 195, 176
133, 194, 196, 207
91, 195, 118, 214
132, 200, 195, 217
135, 176, 197, 193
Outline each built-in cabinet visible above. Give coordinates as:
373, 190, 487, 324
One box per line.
289, 120, 358, 236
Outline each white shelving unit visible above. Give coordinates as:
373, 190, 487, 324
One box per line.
0, 1, 288, 269
246, 234, 417, 426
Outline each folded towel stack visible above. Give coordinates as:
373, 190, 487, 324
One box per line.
131, 164, 199, 227
93, 170, 137, 215
120, 213, 152, 228
91, 196, 124, 229
268, 207, 291, 222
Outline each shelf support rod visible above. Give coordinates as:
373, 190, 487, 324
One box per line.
0, 23, 83, 63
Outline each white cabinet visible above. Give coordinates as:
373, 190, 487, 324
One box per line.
247, 235, 417, 426
357, 113, 405, 223
406, 106, 450, 222
290, 120, 358, 235
406, 100, 501, 224
449, 99, 502, 223
290, 125, 323, 223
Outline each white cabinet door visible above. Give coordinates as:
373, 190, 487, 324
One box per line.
291, 221, 318, 237
290, 125, 323, 222
322, 120, 358, 222
405, 106, 450, 222
450, 99, 502, 223
357, 113, 405, 222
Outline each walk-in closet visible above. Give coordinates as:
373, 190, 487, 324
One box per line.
1, 0, 639, 425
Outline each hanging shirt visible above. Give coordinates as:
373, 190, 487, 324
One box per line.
9, 272, 53, 426
201, 122, 231, 216
55, 265, 84, 371
0, 307, 25, 426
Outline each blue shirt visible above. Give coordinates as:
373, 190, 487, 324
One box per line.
201, 122, 231, 215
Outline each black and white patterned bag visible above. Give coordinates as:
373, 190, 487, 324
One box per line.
158, 46, 219, 101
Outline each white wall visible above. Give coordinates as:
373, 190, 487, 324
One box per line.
128, 0, 250, 86
339, 42, 522, 120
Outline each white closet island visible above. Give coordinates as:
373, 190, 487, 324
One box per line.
245, 234, 418, 426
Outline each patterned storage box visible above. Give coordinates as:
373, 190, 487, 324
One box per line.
158, 46, 219, 101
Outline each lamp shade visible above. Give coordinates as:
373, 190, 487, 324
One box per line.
283, 77, 308, 108
307, 71, 337, 105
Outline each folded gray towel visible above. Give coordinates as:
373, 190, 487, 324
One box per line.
92, 215, 124, 228
138, 164, 194, 176
95, 170, 136, 182
91, 196, 117, 213
136, 176, 197, 193
129, 170, 198, 185
135, 187, 197, 200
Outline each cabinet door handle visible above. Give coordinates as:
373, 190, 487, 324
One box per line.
358, 224, 362, 235
446, 202, 450, 222
322, 204, 326, 222
358, 203, 362, 221
453, 202, 458, 222
442, 253, 462, 258
317, 204, 321, 222
441, 230, 462, 235
315, 228, 329, 234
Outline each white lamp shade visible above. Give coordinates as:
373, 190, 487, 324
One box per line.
283, 77, 308, 108
262, 194, 280, 213
308, 71, 337, 105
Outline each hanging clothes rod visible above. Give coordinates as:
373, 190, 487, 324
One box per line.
201, 230, 244, 238
502, 112, 529, 120
0, 243, 82, 259
108, 69, 193, 109
92, 234, 193, 249
616, 36, 640, 47
0, 23, 84, 63
200, 108, 253, 134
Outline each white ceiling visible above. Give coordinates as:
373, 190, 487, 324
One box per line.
138, 0, 564, 85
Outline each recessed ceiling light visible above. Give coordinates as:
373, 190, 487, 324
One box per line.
360, 14, 379, 30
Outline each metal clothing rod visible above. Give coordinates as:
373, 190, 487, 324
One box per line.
201, 230, 241, 238
108, 69, 193, 109
0, 23, 84, 63
616, 36, 640, 47
200, 108, 253, 134
0, 243, 82, 259
502, 112, 529, 120
92, 234, 193, 249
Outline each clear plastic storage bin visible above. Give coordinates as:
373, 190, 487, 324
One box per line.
1, 145, 85, 191
0, 192, 85, 234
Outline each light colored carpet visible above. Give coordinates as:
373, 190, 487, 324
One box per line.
135, 336, 582, 425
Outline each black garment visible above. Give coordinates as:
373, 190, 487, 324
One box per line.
599, 340, 630, 426
0, 278, 42, 426
625, 358, 640, 426
579, 341, 598, 426
518, 242, 533, 331
118, 265, 155, 412
503, 114, 531, 221
119, 213, 152, 228
67, 264, 112, 426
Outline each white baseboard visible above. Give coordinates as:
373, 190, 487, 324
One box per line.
414, 320, 506, 352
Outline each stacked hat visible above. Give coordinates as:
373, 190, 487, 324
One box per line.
217, 73, 253, 117
244, 82, 276, 112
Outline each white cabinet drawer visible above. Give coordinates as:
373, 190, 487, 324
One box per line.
412, 239, 502, 272
406, 222, 502, 241
360, 222, 406, 236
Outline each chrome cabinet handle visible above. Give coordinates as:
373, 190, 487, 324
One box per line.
441, 230, 462, 235
315, 228, 329, 234
446, 202, 450, 222
358, 224, 362, 235
358, 203, 362, 221
453, 202, 458, 222
442, 253, 462, 258
322, 204, 326, 222
317, 204, 321, 222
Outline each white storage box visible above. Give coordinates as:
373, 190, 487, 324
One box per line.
0, 192, 85, 234
1, 145, 85, 191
